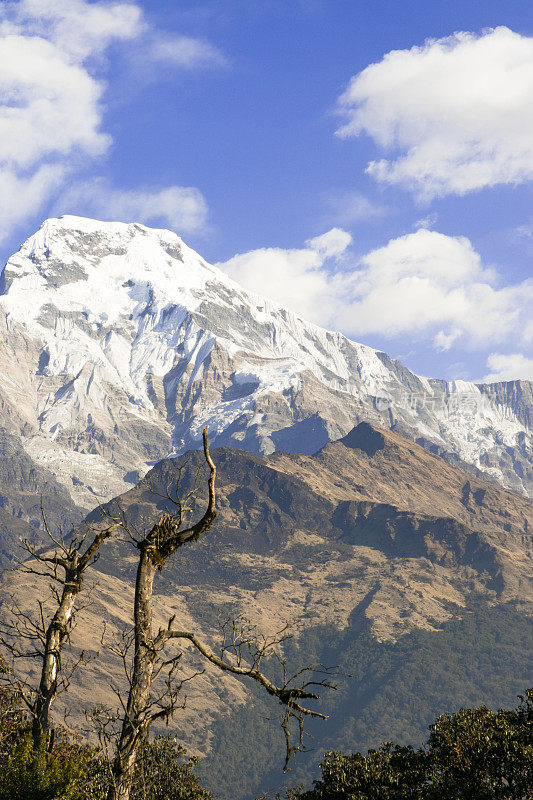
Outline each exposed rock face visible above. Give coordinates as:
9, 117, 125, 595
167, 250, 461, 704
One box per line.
0, 215, 531, 512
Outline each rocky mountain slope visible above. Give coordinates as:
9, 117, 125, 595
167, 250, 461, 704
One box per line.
0, 428, 79, 566
0, 215, 531, 514
2, 423, 531, 797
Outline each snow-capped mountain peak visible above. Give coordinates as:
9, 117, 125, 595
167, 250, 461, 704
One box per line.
0, 216, 531, 507
3, 215, 220, 323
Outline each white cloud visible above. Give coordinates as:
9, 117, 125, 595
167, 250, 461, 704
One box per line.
433, 329, 461, 352
0, 165, 66, 241
523, 320, 533, 343
0, 35, 110, 170
219, 228, 352, 325
483, 353, 533, 382
151, 35, 226, 69
413, 212, 438, 230
306, 227, 352, 259
516, 225, 533, 238
0, 0, 216, 243
219, 228, 533, 356
57, 178, 208, 234
333, 231, 532, 348
1, 0, 143, 60
337, 27, 533, 198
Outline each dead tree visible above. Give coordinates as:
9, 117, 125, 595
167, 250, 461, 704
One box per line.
106, 428, 334, 800
0, 502, 124, 751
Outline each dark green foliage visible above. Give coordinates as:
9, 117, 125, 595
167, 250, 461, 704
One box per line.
129, 737, 216, 800
0, 658, 25, 755
426, 691, 533, 799
0, 734, 93, 800
0, 663, 215, 800
294, 690, 533, 800
0, 663, 97, 800
296, 745, 429, 800
0, 732, 216, 800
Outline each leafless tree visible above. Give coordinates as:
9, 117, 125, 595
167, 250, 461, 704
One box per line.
0, 501, 124, 751
106, 428, 334, 800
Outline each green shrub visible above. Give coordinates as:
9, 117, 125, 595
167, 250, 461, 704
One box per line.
0, 657, 215, 800
0, 733, 93, 800
295, 690, 533, 800
427, 691, 533, 799
297, 744, 429, 799
130, 736, 216, 800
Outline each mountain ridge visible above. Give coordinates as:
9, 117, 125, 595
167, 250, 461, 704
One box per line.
1, 421, 531, 797
0, 214, 530, 512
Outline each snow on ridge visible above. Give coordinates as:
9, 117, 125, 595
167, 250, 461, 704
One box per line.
0, 217, 528, 420
0, 216, 395, 404
0, 215, 529, 504
0, 216, 525, 417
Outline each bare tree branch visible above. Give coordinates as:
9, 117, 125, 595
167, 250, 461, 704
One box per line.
106, 429, 333, 800
0, 500, 125, 751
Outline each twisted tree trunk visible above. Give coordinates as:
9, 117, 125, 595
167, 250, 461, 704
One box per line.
107, 429, 217, 800
106, 429, 329, 799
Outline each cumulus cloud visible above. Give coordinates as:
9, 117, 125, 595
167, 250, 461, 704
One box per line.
219, 228, 533, 357
336, 27, 533, 198
483, 353, 533, 382
433, 328, 461, 352
219, 229, 352, 325
0, 0, 215, 243
0, 34, 110, 170
306, 227, 353, 259
57, 179, 208, 234
0, 165, 66, 241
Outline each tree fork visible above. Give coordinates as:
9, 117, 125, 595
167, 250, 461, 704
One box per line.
107, 428, 216, 800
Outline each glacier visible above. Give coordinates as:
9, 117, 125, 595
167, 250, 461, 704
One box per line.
0, 214, 530, 508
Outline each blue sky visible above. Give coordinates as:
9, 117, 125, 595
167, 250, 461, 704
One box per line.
0, 0, 532, 382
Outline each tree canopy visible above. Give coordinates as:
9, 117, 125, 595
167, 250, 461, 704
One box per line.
294, 690, 533, 800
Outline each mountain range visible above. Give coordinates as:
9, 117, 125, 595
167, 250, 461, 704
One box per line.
0, 216, 531, 797
0, 215, 530, 527
2, 420, 531, 797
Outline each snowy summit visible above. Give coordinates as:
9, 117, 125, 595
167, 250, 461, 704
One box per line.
0, 216, 530, 507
